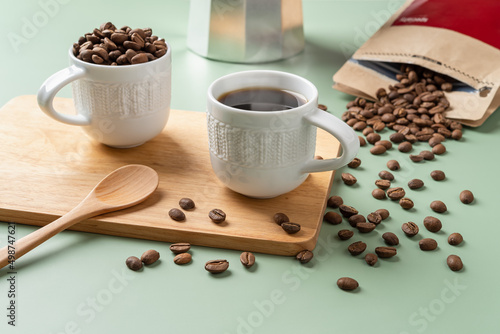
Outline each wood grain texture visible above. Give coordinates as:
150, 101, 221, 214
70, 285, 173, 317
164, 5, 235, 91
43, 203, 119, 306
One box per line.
0, 96, 341, 255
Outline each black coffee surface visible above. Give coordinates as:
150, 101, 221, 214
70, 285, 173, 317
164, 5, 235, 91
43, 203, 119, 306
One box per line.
218, 87, 306, 111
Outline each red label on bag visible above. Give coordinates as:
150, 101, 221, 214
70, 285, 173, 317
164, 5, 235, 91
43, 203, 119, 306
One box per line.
392, 0, 500, 50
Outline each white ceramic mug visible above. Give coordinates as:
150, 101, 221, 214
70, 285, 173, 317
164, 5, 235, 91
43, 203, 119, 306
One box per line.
207, 70, 360, 198
37, 44, 171, 148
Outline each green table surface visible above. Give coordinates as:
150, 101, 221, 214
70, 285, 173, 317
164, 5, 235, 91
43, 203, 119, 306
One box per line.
1, 1, 499, 333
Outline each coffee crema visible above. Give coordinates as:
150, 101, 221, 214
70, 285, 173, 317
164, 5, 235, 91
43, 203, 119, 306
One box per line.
217, 87, 307, 111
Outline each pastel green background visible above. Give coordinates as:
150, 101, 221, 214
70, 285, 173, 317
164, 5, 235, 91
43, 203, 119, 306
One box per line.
1, 1, 498, 333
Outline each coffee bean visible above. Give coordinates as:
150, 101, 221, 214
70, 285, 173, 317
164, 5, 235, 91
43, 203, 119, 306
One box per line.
126, 256, 143, 271
367, 212, 382, 225
366, 133, 381, 144
273, 212, 290, 225
430, 200, 447, 213
240, 252, 256, 268
353, 121, 367, 131
347, 157, 361, 168
205, 259, 229, 274
337, 277, 359, 291
348, 241, 367, 256
451, 129, 463, 140
387, 160, 400, 171
318, 104, 328, 111
174, 253, 192, 265
398, 141, 412, 153
341, 173, 357, 185
409, 154, 424, 162
430, 170, 446, 181
365, 253, 378, 266
389, 132, 405, 143
447, 255, 463, 271
141, 249, 160, 265
209, 209, 226, 223
348, 214, 365, 227
327, 195, 343, 208
296, 250, 314, 264
419, 238, 438, 251
402, 222, 419, 237
372, 188, 386, 200
375, 140, 392, 150
281, 222, 301, 234
399, 197, 414, 210
357, 222, 376, 233
324, 211, 342, 225
378, 170, 394, 181
382, 232, 399, 246
460, 190, 474, 204
375, 179, 391, 189
179, 198, 195, 210
339, 205, 358, 218
408, 179, 424, 189
375, 209, 390, 220
420, 150, 435, 160
432, 143, 446, 155
448, 233, 463, 245
358, 136, 366, 146
338, 229, 354, 240
170, 243, 191, 254
387, 187, 405, 200
169, 208, 186, 221
370, 145, 387, 155
375, 246, 397, 258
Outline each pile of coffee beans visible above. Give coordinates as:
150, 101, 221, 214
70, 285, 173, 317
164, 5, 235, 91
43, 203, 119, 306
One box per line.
72, 22, 167, 65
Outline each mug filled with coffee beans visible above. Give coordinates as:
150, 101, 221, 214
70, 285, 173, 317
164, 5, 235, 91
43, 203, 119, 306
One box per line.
207, 70, 360, 198
37, 22, 171, 148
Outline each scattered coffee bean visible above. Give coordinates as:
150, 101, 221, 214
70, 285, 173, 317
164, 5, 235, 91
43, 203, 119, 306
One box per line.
179, 198, 195, 210
338, 229, 354, 240
281, 222, 301, 234
273, 212, 290, 225
240, 252, 256, 268
402, 222, 419, 237
387, 187, 405, 200
375, 246, 397, 258
339, 204, 358, 218
408, 179, 424, 189
366, 132, 381, 144
324, 211, 343, 225
126, 256, 143, 271
447, 255, 463, 271
174, 253, 192, 265
375, 179, 391, 190
348, 241, 367, 256
357, 222, 376, 233
170, 243, 191, 254
430, 200, 447, 213
448, 233, 463, 246
430, 170, 446, 181
375, 140, 392, 150
363, 127, 374, 136
370, 145, 387, 155
372, 188, 386, 200
409, 154, 424, 162
341, 172, 357, 185
296, 250, 314, 264
375, 209, 390, 220
327, 195, 343, 208
420, 150, 435, 160
378, 170, 394, 181
399, 197, 414, 210
398, 141, 412, 152
348, 158, 361, 168
337, 277, 359, 291
451, 129, 463, 140
367, 212, 382, 225
318, 104, 328, 111
365, 253, 378, 266
169, 208, 186, 221
387, 160, 400, 171
209, 208, 226, 223
389, 132, 405, 143
423, 216, 442, 232
141, 249, 160, 265
432, 143, 446, 155
419, 238, 438, 251
205, 259, 229, 274
358, 136, 366, 146
314, 155, 323, 160
382, 232, 399, 246
460, 190, 474, 204
348, 214, 366, 227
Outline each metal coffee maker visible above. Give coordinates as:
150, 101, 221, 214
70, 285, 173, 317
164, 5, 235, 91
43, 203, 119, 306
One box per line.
187, 0, 305, 63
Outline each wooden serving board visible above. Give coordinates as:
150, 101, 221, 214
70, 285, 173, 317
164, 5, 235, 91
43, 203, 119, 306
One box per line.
0, 96, 340, 255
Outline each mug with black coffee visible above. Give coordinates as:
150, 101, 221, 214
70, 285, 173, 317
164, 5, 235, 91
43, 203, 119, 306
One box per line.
207, 70, 360, 198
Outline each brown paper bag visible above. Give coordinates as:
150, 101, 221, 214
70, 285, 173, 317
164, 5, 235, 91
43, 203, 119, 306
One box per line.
333, 0, 500, 126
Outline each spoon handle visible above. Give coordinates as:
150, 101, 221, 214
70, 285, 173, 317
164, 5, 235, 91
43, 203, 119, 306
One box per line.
0, 204, 95, 269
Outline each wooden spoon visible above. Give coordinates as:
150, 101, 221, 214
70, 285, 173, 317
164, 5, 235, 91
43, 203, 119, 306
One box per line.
0, 164, 159, 269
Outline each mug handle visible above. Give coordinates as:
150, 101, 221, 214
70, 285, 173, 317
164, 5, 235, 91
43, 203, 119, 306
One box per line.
301, 108, 360, 173
37, 65, 91, 126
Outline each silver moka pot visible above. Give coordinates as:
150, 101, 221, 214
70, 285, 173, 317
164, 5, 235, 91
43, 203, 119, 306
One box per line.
187, 0, 305, 63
